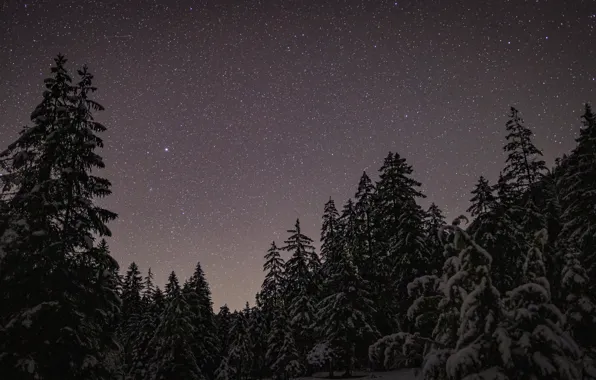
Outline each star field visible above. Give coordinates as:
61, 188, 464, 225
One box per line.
1, 0, 595, 310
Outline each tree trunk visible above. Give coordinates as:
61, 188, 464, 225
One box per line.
328, 357, 334, 378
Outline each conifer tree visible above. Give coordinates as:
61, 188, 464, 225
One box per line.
320, 197, 341, 266
372, 151, 429, 333
561, 244, 596, 379
559, 104, 596, 291
217, 304, 233, 358
119, 262, 145, 371
502, 107, 547, 198
443, 224, 506, 379
185, 261, 220, 380
314, 244, 377, 376
165, 270, 181, 299
501, 230, 581, 380
467, 176, 496, 219
260, 241, 285, 313
0, 55, 120, 380
215, 355, 234, 380
228, 305, 253, 380
267, 308, 302, 380
143, 267, 156, 304
282, 219, 319, 362
148, 292, 203, 380
352, 172, 377, 288
424, 203, 446, 274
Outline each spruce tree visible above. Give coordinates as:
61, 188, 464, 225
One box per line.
217, 304, 233, 358
143, 267, 156, 305
559, 104, 596, 292
282, 219, 319, 363
501, 230, 581, 380
148, 293, 203, 380
424, 203, 446, 274
320, 197, 342, 295
228, 305, 253, 380
120, 262, 144, 358
314, 244, 377, 376
467, 176, 497, 219
0, 55, 120, 380
185, 261, 220, 380
372, 151, 428, 333
267, 308, 302, 380
165, 271, 181, 299
443, 224, 506, 379
260, 241, 285, 313
352, 172, 377, 291
502, 107, 547, 198
561, 244, 596, 379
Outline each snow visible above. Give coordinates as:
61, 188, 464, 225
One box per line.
300, 369, 418, 380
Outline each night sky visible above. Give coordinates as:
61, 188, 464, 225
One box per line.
1, 0, 595, 310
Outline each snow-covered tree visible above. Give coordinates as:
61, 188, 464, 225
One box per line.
228, 305, 253, 380
267, 308, 302, 380
0, 55, 120, 380
443, 224, 506, 380
501, 230, 581, 380
561, 244, 596, 379
314, 244, 377, 376
282, 219, 318, 361
148, 293, 203, 380
502, 107, 547, 198
165, 270, 181, 299
467, 176, 497, 219
260, 241, 285, 312
217, 304, 233, 358
185, 261, 220, 380
559, 104, 596, 292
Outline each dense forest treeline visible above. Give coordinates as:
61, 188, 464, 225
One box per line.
0, 56, 595, 380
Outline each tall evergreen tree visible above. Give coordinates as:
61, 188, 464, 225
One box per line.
502, 107, 547, 198
282, 219, 319, 363
314, 244, 377, 376
165, 271, 181, 299
561, 244, 596, 379
424, 203, 446, 274
260, 241, 285, 312
148, 293, 203, 380
185, 261, 220, 380
228, 304, 253, 380
266, 308, 302, 380
352, 172, 377, 288
217, 304, 233, 358
559, 104, 596, 292
501, 230, 581, 380
0, 55, 120, 380
467, 176, 496, 219
143, 267, 156, 304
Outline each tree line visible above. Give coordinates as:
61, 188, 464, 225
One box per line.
0, 55, 594, 380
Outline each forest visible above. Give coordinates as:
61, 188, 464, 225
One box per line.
0, 55, 595, 380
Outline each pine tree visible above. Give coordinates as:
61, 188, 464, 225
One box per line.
260, 241, 285, 313
352, 172, 377, 291
0, 55, 120, 380
561, 244, 596, 379
185, 261, 220, 380
120, 262, 144, 350
215, 355, 234, 380
502, 107, 547, 198
282, 219, 319, 363
314, 244, 377, 376
248, 304, 268, 380
149, 292, 203, 380
228, 305, 253, 380
467, 176, 497, 219
501, 230, 581, 380
217, 304, 233, 359
372, 151, 429, 333
143, 267, 156, 305
424, 203, 446, 274
559, 104, 596, 292
267, 308, 302, 380
320, 198, 342, 296
443, 224, 506, 379
165, 271, 181, 299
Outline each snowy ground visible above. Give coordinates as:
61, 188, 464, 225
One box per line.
302, 369, 418, 380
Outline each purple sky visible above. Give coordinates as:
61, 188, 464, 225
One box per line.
1, 0, 594, 310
